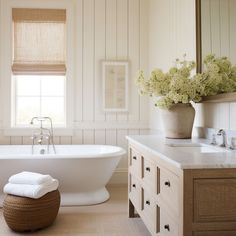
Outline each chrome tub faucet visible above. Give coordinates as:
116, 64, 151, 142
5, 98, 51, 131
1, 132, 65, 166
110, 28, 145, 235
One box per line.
30, 116, 56, 154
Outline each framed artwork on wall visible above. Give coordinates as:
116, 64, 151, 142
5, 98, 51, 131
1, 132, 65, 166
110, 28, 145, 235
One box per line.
102, 61, 129, 112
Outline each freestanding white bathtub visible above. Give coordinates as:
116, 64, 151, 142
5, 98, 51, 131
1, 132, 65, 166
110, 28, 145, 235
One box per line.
0, 145, 126, 207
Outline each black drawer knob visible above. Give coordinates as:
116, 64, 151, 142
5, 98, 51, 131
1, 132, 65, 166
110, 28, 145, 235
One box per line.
164, 224, 170, 231
132, 184, 136, 188
133, 156, 137, 160
145, 167, 151, 172
145, 200, 150, 205
164, 181, 171, 187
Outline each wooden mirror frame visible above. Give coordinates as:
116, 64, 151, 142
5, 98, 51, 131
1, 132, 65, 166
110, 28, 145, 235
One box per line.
195, 0, 202, 73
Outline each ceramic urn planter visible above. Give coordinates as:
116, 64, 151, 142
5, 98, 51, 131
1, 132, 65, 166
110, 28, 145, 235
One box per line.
160, 103, 195, 139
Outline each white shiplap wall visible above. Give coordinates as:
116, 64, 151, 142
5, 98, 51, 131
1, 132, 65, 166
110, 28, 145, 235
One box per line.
0, 0, 150, 184
148, 0, 196, 131
148, 0, 236, 133
194, 0, 236, 131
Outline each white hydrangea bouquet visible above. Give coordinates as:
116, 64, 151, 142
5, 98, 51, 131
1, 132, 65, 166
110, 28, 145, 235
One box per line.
136, 54, 236, 110
201, 54, 236, 96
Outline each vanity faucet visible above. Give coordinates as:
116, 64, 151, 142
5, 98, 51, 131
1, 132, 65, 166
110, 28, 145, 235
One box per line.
217, 129, 227, 147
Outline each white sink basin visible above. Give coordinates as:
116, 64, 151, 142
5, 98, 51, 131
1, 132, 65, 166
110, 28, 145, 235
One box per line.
167, 143, 230, 154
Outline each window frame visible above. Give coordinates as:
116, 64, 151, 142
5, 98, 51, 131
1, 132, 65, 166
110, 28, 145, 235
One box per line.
0, 0, 74, 136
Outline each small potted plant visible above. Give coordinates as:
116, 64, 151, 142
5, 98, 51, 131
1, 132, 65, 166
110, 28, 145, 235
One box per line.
136, 55, 236, 139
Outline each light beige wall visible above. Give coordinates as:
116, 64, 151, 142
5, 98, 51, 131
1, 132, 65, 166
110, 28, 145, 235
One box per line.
0, 0, 150, 184
148, 0, 196, 131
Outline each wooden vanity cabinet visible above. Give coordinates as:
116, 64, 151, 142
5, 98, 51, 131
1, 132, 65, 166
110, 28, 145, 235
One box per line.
184, 169, 236, 236
128, 144, 183, 236
128, 143, 236, 236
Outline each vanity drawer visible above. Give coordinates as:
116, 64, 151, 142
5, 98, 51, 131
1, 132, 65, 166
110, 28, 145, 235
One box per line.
129, 148, 141, 178
129, 174, 141, 210
141, 188, 160, 234
142, 157, 159, 194
160, 167, 179, 214
160, 209, 179, 236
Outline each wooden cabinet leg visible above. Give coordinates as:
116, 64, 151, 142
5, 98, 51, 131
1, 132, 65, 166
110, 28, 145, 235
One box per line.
128, 199, 135, 218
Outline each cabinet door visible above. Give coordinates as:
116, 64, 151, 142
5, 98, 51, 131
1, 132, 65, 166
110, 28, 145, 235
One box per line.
193, 178, 236, 222
184, 169, 236, 235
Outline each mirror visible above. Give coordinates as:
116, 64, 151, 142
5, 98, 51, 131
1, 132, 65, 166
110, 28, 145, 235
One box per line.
196, 0, 236, 73
102, 61, 129, 112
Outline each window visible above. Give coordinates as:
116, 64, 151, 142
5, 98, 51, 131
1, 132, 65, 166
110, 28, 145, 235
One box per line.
11, 8, 66, 127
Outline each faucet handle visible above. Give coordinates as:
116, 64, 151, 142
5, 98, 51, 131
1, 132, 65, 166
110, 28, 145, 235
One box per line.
217, 129, 224, 135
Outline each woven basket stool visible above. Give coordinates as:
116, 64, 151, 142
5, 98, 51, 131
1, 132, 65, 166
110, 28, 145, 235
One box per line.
3, 190, 60, 232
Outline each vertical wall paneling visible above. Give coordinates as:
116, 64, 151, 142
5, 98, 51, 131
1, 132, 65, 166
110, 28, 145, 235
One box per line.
230, 102, 236, 130
172, 0, 178, 60
75, 0, 83, 122
117, 129, 128, 169
10, 136, 22, 145
22, 137, 32, 145
229, 0, 236, 63
182, 0, 196, 61
139, 0, 149, 122
0, 0, 149, 185
53, 136, 60, 145
220, 0, 229, 57
0, 0, 4, 127
83, 130, 95, 144
128, 0, 140, 121
94, 0, 106, 122
139, 129, 150, 135
201, 0, 211, 61
116, 0, 128, 121
105, 129, 117, 146
95, 129, 106, 145
0, 131, 10, 144
60, 137, 72, 145
201, 0, 236, 61
105, 0, 117, 122
0, 0, 2, 127
83, 0, 95, 121
128, 129, 139, 136
148, 0, 196, 131
175, 0, 181, 58
210, 0, 221, 56
218, 103, 230, 130
72, 130, 83, 144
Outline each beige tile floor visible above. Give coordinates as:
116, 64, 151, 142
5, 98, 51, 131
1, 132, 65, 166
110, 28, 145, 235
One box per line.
0, 186, 150, 236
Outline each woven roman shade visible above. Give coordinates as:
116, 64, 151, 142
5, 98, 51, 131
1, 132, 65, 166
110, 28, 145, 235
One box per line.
12, 8, 66, 75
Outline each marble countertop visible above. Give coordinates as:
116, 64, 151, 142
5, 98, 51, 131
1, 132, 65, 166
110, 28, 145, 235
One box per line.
126, 135, 236, 169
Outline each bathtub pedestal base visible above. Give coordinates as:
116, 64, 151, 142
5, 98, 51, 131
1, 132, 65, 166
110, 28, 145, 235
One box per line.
61, 187, 110, 206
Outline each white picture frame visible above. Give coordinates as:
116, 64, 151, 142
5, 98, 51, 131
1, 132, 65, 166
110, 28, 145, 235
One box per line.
102, 61, 129, 112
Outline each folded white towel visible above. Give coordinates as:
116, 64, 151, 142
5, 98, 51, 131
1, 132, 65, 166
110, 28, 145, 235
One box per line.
9, 171, 53, 185
4, 179, 59, 199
